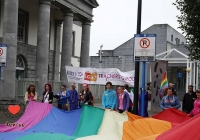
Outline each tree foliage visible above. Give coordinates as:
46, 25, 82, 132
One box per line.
173, 0, 200, 60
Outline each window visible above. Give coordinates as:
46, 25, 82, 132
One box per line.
175, 38, 180, 45
18, 10, 28, 43
171, 35, 173, 42
72, 31, 76, 56
16, 55, 25, 70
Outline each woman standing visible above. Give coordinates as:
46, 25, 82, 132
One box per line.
42, 83, 53, 104
24, 84, 37, 104
160, 88, 181, 110
189, 89, 200, 117
79, 83, 93, 106
54, 85, 70, 110
116, 86, 130, 113
124, 84, 134, 113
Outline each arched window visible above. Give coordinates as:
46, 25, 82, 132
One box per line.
16, 55, 25, 70
16, 55, 25, 79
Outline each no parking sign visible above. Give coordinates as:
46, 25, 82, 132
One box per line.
0, 44, 7, 67
133, 34, 156, 62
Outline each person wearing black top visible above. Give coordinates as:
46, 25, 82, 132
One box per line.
182, 85, 197, 114
42, 83, 53, 104
80, 83, 92, 106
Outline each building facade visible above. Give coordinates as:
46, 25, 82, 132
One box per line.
90, 24, 189, 96
0, 0, 99, 98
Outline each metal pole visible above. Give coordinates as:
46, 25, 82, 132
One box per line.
0, 66, 2, 99
196, 62, 199, 89
186, 59, 189, 93
193, 62, 196, 89
99, 45, 103, 68
190, 62, 192, 85
133, 0, 142, 115
141, 61, 146, 116
99, 45, 103, 100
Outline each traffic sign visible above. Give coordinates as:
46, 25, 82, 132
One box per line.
133, 34, 156, 62
0, 44, 7, 67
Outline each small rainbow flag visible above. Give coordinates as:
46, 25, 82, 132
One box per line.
159, 72, 168, 96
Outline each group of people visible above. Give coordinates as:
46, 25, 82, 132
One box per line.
102, 82, 134, 114
24, 83, 94, 111
160, 84, 200, 117
24, 81, 200, 117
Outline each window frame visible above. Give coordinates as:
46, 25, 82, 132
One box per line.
17, 8, 29, 43
72, 31, 76, 56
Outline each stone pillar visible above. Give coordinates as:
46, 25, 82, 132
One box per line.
1, 0, 18, 98
60, 10, 73, 85
35, 0, 51, 96
80, 20, 91, 67
54, 20, 62, 82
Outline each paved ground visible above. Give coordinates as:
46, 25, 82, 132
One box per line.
0, 101, 161, 124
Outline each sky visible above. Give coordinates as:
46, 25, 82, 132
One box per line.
90, 0, 182, 56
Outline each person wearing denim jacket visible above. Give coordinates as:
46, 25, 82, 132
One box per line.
116, 85, 130, 113
102, 82, 117, 110
160, 88, 181, 110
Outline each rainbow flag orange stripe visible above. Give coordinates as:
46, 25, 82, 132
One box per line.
159, 72, 168, 95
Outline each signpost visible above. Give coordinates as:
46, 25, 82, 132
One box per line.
133, 34, 156, 116
0, 44, 7, 78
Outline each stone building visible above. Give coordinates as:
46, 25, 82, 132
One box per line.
90, 24, 190, 94
0, 0, 99, 98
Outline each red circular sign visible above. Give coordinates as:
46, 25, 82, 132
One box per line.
140, 38, 150, 48
0, 48, 3, 56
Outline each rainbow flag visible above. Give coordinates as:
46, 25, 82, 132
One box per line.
0, 100, 196, 140
159, 71, 168, 96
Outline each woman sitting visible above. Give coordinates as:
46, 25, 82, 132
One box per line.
24, 84, 37, 105
160, 88, 181, 110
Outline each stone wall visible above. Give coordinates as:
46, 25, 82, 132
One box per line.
0, 37, 55, 80
48, 50, 54, 80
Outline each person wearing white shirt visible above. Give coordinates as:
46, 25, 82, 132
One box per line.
124, 84, 134, 113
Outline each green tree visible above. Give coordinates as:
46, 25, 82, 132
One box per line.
173, 0, 200, 60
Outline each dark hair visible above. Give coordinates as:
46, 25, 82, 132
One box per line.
27, 84, 35, 95
44, 83, 52, 92
124, 84, 130, 92
118, 85, 124, 89
167, 87, 175, 94
196, 89, 200, 93
106, 82, 112, 86
62, 84, 67, 89
188, 85, 193, 88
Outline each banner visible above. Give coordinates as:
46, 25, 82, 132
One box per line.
65, 66, 135, 86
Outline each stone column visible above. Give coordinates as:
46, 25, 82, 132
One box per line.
35, 0, 51, 96
80, 20, 91, 67
1, 0, 18, 98
60, 10, 73, 85
54, 20, 62, 82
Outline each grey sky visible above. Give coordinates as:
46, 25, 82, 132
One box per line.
90, 0, 182, 56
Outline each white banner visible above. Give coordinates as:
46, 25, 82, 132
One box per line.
65, 66, 135, 86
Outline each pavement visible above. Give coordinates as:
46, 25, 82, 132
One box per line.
0, 101, 161, 124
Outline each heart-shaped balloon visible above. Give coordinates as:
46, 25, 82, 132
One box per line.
8, 105, 20, 115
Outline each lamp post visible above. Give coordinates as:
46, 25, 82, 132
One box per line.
133, 0, 142, 115
99, 45, 103, 68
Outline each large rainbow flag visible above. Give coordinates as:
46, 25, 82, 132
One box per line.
0, 101, 199, 140
158, 71, 168, 96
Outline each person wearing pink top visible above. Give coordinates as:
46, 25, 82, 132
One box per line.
189, 89, 200, 117
116, 85, 130, 113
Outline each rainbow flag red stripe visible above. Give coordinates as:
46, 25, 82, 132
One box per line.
159, 72, 168, 95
